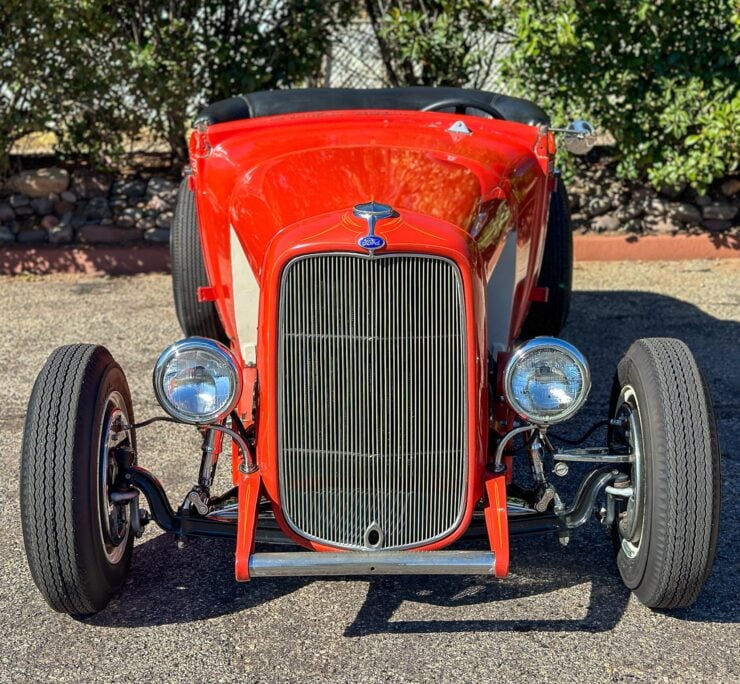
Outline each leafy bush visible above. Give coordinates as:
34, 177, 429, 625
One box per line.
109, 0, 355, 161
364, 1, 506, 87
502, 0, 739, 192
0, 1, 353, 168
0, 1, 141, 171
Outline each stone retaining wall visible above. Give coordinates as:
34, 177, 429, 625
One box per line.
568, 158, 738, 235
0, 162, 737, 246
0, 167, 178, 245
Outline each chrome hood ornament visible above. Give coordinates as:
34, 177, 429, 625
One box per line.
354, 201, 394, 253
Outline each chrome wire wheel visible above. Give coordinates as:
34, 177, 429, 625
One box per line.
613, 385, 644, 559
97, 390, 132, 564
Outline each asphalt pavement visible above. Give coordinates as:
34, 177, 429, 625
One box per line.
0, 259, 738, 683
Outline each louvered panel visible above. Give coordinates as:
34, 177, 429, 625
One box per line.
278, 253, 467, 550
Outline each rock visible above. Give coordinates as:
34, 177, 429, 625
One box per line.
9, 193, 29, 208
146, 177, 178, 199
0, 225, 15, 243
607, 187, 626, 208
658, 182, 686, 199
643, 215, 681, 234
616, 202, 643, 221
667, 202, 701, 224
702, 219, 732, 232
40, 214, 59, 230
47, 192, 60, 203
16, 228, 47, 244
643, 198, 669, 216
72, 169, 112, 198
7, 167, 69, 197
54, 200, 75, 215
110, 198, 128, 211
30, 197, 53, 215
60, 190, 77, 203
623, 218, 642, 234
116, 207, 143, 228
695, 195, 713, 207
113, 178, 147, 198
592, 213, 621, 232
155, 211, 173, 228
14, 205, 34, 217
144, 227, 171, 243
47, 222, 74, 244
0, 203, 15, 222
77, 224, 142, 244
145, 195, 169, 212
702, 202, 737, 221
585, 197, 612, 217
630, 186, 650, 204
85, 196, 112, 220
71, 207, 88, 229
720, 178, 740, 197
136, 217, 156, 231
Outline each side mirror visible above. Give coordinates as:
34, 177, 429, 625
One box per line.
559, 120, 596, 155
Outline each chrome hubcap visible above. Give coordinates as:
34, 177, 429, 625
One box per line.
98, 391, 131, 564
614, 385, 644, 559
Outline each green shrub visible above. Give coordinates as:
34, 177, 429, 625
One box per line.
0, 1, 354, 168
109, 0, 355, 161
0, 1, 142, 171
502, 0, 739, 192
364, 1, 506, 87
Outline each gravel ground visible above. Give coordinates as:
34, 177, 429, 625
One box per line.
0, 260, 738, 683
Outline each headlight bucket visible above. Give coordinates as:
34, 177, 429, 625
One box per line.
503, 337, 591, 426
153, 337, 242, 424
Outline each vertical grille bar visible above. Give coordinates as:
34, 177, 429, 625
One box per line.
278, 254, 468, 550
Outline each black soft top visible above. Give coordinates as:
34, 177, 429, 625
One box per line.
195, 87, 549, 128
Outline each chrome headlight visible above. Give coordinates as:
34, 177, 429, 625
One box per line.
504, 337, 590, 425
153, 337, 242, 424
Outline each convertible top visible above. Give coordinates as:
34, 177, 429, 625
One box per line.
195, 87, 550, 128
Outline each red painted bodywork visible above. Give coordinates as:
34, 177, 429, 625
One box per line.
188, 110, 555, 579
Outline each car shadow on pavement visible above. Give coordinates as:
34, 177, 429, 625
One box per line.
88, 289, 737, 632
344, 532, 631, 636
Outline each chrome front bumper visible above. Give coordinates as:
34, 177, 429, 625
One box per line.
249, 550, 495, 577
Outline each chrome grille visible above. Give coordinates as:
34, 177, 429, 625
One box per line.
278, 253, 468, 550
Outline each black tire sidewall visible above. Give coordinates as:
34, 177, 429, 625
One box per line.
609, 339, 720, 608
75, 360, 135, 610
610, 350, 655, 591
171, 179, 226, 341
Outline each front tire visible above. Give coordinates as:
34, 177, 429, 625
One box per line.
609, 338, 720, 609
20, 344, 136, 616
171, 178, 226, 341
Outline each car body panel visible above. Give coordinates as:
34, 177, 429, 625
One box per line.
188, 108, 554, 565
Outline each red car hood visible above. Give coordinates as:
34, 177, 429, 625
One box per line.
195, 111, 546, 281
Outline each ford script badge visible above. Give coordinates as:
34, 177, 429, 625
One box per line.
358, 234, 385, 250
354, 201, 394, 253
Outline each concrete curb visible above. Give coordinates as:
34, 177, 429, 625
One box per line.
0, 245, 170, 275
1, 234, 738, 275
574, 234, 739, 261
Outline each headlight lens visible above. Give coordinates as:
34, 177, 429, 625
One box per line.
504, 337, 590, 425
153, 337, 242, 424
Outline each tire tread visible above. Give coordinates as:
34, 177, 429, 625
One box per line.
171, 179, 226, 341
20, 344, 133, 615
616, 338, 720, 609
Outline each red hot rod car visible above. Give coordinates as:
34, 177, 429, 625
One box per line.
20, 87, 720, 616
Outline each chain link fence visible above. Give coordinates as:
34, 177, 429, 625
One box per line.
323, 19, 512, 93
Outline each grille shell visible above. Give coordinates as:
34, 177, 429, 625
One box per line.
277, 253, 468, 550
